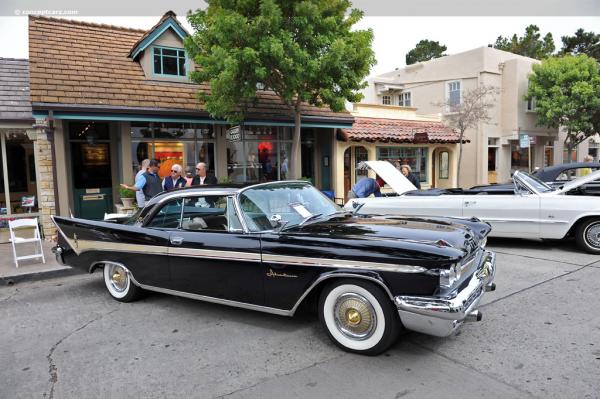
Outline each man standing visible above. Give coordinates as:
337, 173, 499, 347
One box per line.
400, 165, 421, 189
192, 162, 218, 185
134, 159, 150, 207
348, 175, 385, 198
162, 164, 187, 191
121, 159, 162, 201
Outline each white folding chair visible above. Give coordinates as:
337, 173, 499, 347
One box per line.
8, 218, 46, 268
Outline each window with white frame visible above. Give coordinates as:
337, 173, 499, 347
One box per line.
382, 95, 391, 105
398, 92, 411, 107
447, 81, 461, 108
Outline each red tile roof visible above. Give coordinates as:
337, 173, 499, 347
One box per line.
339, 117, 464, 144
28, 15, 352, 123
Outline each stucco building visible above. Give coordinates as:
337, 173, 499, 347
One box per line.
334, 103, 462, 199
362, 47, 559, 187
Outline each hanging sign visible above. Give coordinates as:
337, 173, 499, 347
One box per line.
519, 134, 530, 148
226, 126, 241, 142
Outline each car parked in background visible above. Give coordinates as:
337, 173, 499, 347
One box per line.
471, 162, 600, 195
345, 161, 600, 254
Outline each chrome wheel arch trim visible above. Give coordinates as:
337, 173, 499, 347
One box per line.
289, 271, 394, 316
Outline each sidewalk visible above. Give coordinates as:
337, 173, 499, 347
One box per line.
0, 240, 78, 284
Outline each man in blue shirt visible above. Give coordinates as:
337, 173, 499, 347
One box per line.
120, 159, 163, 202
349, 175, 385, 198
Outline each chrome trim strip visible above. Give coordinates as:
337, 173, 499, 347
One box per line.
169, 247, 261, 261
126, 271, 291, 316
484, 218, 568, 225
262, 254, 428, 274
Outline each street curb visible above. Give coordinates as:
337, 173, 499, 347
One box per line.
0, 267, 84, 286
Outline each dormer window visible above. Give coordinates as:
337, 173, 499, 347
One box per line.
153, 46, 186, 77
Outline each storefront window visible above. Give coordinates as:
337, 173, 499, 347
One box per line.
130, 122, 215, 179
377, 147, 428, 182
226, 126, 296, 183
0, 131, 39, 216
511, 142, 531, 171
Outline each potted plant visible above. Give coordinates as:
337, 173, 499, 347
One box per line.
119, 187, 136, 208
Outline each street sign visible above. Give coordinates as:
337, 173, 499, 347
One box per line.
519, 134, 530, 148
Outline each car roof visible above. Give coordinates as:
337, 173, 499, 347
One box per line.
145, 180, 312, 207
536, 162, 600, 180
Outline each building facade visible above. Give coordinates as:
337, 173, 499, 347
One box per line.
0, 58, 57, 238
334, 103, 462, 199
28, 13, 352, 220
362, 47, 559, 187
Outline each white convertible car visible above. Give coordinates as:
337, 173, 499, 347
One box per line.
344, 161, 600, 254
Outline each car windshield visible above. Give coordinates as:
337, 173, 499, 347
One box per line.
238, 182, 340, 232
515, 172, 554, 193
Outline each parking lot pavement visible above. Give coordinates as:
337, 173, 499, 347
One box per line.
1, 239, 598, 399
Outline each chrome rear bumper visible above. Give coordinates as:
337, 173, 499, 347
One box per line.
51, 245, 66, 266
394, 250, 496, 337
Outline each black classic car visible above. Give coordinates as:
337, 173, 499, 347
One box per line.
52, 181, 496, 355
471, 162, 600, 195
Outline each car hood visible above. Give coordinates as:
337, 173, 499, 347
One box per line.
361, 161, 417, 194
554, 169, 600, 194
287, 214, 489, 255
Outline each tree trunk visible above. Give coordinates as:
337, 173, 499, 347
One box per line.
456, 130, 464, 187
290, 106, 302, 180
565, 135, 573, 163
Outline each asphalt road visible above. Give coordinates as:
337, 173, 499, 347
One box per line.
1, 238, 599, 399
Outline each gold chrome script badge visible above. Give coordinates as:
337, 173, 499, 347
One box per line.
266, 268, 298, 278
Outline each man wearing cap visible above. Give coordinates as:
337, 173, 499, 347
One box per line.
348, 175, 385, 199
120, 158, 163, 201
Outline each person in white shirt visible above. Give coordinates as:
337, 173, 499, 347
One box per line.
133, 159, 149, 207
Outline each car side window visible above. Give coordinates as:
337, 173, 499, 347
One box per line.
146, 199, 183, 229
181, 195, 229, 232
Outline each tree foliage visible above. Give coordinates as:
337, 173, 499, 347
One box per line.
185, 0, 375, 178
405, 39, 447, 65
435, 85, 500, 187
560, 28, 600, 62
492, 25, 555, 59
527, 55, 600, 159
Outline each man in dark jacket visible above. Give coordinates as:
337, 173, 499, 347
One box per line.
191, 162, 218, 185
121, 159, 163, 201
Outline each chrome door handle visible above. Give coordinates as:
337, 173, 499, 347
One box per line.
464, 201, 477, 206
170, 236, 184, 246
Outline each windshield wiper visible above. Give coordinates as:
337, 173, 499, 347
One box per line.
299, 213, 323, 226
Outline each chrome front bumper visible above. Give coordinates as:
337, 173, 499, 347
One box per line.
394, 250, 496, 337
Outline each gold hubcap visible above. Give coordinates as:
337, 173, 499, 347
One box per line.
109, 265, 128, 292
346, 308, 361, 325
334, 293, 376, 340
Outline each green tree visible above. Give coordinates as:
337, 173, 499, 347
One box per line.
527, 55, 600, 161
560, 28, 600, 62
492, 25, 555, 59
185, 0, 375, 179
405, 39, 447, 65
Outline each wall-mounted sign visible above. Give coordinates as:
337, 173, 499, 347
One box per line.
33, 118, 49, 129
519, 134, 530, 149
226, 126, 241, 142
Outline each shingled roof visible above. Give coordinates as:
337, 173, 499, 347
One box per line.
339, 117, 463, 144
28, 14, 352, 123
0, 58, 33, 122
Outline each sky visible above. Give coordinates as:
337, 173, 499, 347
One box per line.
0, 15, 598, 77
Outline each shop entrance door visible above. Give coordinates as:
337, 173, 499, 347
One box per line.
69, 122, 113, 220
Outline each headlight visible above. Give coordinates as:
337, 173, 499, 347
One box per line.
439, 264, 461, 288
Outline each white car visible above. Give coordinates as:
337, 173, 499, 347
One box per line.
344, 161, 600, 254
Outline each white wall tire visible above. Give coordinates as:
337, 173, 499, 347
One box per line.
576, 219, 600, 254
103, 263, 143, 302
319, 279, 400, 355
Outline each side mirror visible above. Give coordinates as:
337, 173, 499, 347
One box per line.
269, 214, 282, 228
